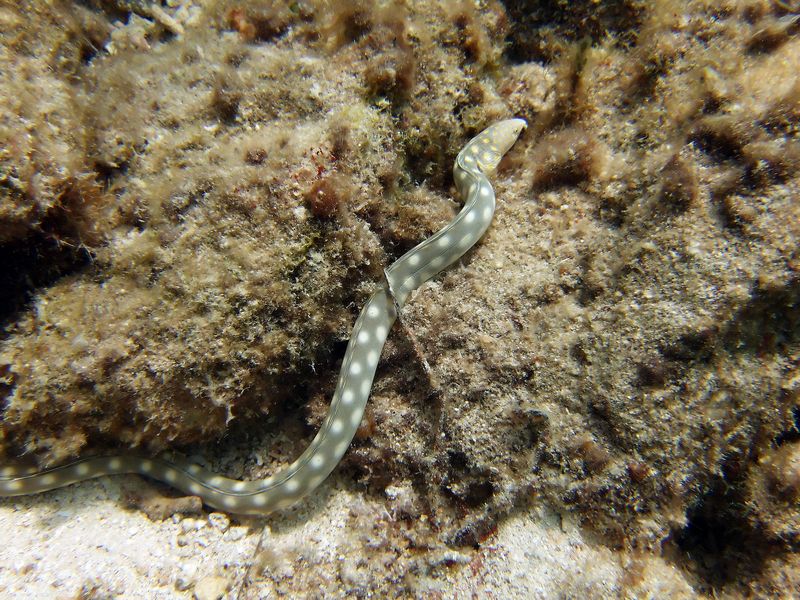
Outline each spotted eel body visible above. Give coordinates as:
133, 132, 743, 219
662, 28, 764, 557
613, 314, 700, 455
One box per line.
0, 119, 526, 515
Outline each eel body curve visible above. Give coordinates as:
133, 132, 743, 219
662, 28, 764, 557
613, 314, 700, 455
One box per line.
0, 119, 526, 515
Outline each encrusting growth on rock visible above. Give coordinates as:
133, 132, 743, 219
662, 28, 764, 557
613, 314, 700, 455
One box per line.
1, 0, 799, 596
0, 120, 526, 515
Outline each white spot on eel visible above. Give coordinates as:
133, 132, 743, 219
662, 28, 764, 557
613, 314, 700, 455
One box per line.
0, 119, 526, 515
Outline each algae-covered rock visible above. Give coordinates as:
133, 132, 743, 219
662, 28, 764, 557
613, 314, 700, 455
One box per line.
1, 0, 798, 597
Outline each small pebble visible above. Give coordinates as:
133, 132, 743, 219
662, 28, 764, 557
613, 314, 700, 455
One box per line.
180, 518, 206, 534
208, 513, 230, 532
227, 526, 247, 541
178, 561, 199, 583
193, 575, 231, 600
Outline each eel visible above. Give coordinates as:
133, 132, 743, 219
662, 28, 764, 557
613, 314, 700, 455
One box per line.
0, 118, 526, 515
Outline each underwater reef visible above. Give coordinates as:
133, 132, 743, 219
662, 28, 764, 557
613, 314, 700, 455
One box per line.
0, 0, 799, 597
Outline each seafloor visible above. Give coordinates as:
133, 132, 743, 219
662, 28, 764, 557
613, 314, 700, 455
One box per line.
0, 0, 798, 598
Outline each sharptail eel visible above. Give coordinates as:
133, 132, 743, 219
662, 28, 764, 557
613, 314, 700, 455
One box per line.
0, 119, 526, 515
